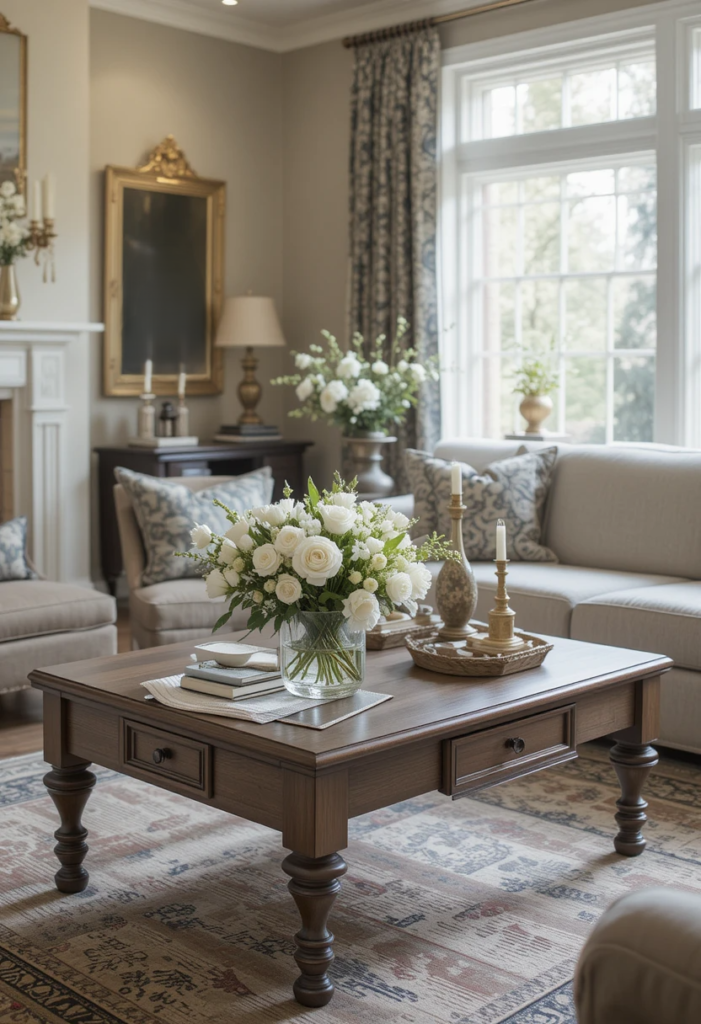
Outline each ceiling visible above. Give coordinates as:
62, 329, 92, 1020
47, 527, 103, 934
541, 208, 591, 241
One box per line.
89, 0, 473, 52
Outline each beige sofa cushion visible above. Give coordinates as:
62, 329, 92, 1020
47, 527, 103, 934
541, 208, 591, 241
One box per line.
544, 446, 701, 578
575, 888, 701, 1024
0, 623, 117, 693
571, 581, 701, 671
659, 667, 701, 754
0, 580, 116, 643
130, 577, 249, 635
425, 562, 685, 638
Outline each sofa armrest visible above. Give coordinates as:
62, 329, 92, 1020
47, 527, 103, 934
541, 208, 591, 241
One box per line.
386, 493, 415, 518
114, 483, 146, 593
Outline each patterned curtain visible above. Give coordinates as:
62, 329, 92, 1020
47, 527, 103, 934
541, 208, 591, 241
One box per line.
348, 28, 441, 494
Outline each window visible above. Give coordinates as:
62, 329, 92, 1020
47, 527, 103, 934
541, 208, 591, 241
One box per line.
474, 161, 656, 442
441, 5, 701, 447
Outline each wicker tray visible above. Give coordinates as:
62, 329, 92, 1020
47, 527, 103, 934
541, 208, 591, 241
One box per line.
366, 620, 437, 650
405, 631, 554, 677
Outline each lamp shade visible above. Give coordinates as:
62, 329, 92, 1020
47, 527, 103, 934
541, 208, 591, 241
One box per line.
215, 295, 286, 349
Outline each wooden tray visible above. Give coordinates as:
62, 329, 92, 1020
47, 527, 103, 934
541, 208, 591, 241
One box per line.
405, 631, 554, 677
366, 620, 437, 650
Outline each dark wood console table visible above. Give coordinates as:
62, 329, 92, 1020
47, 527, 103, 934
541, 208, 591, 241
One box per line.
95, 440, 313, 593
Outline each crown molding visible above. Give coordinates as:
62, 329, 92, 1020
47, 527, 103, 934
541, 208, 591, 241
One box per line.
89, 0, 475, 53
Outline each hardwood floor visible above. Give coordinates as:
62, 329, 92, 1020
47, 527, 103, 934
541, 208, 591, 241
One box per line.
0, 605, 131, 759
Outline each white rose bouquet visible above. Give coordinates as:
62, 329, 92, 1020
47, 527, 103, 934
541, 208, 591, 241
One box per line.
271, 318, 439, 436
0, 181, 30, 267
179, 475, 454, 689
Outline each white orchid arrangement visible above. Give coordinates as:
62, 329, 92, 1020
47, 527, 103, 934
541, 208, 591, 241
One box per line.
0, 181, 30, 267
180, 475, 454, 635
271, 318, 439, 436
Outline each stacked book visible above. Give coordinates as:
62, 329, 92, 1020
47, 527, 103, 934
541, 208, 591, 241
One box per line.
179, 658, 283, 700
214, 424, 281, 443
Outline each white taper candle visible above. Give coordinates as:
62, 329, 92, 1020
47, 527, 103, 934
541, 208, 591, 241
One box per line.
451, 461, 461, 496
496, 519, 507, 561
32, 180, 42, 221
144, 359, 153, 395
178, 371, 186, 398
42, 173, 55, 219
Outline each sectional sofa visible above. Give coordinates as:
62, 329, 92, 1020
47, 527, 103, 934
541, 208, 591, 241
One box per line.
398, 438, 701, 755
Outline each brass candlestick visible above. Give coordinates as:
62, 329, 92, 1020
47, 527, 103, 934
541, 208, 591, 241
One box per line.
435, 494, 478, 640
26, 218, 57, 282
468, 560, 530, 654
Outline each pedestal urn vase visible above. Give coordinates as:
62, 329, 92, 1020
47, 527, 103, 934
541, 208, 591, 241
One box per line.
344, 432, 397, 500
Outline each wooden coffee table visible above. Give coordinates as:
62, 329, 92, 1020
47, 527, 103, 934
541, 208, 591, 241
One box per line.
30, 633, 671, 1007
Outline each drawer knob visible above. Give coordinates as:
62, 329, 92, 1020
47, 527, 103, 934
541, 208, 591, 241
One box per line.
506, 737, 526, 755
152, 747, 172, 764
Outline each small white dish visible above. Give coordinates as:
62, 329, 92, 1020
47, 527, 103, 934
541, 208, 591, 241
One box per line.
194, 641, 260, 667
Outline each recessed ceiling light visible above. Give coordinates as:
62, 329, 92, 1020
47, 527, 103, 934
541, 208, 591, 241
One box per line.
222, 0, 238, 6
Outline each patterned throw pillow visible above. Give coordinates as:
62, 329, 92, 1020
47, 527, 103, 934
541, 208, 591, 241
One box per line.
405, 448, 558, 562
115, 466, 275, 587
0, 516, 38, 581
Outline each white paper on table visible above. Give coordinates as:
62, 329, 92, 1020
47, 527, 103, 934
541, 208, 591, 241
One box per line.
141, 674, 331, 724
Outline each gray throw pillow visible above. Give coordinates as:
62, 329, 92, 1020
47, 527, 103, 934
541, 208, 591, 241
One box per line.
0, 516, 38, 581
405, 448, 558, 562
115, 466, 275, 587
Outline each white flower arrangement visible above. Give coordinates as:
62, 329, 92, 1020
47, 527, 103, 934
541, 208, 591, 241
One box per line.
272, 318, 439, 436
0, 181, 30, 267
180, 475, 454, 634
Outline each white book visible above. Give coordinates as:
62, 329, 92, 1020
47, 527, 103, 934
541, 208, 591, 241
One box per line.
128, 436, 199, 448
179, 676, 284, 700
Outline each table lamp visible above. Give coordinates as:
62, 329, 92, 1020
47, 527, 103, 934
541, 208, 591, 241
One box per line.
215, 295, 286, 428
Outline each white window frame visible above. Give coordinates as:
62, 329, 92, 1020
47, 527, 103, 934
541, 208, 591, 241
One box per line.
440, 0, 701, 447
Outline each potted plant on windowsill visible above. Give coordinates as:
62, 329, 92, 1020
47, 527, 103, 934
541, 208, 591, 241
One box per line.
272, 318, 438, 498
512, 358, 559, 435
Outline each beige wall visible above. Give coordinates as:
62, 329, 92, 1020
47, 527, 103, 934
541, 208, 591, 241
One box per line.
281, 42, 354, 490
89, 10, 285, 580
439, 0, 665, 47
1, 0, 90, 322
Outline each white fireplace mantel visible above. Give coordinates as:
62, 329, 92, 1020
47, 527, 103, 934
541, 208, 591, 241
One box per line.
0, 321, 104, 584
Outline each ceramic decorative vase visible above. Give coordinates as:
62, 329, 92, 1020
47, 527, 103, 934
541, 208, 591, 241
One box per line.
344, 431, 397, 499
280, 610, 365, 699
519, 394, 553, 434
0, 264, 20, 321
436, 496, 478, 640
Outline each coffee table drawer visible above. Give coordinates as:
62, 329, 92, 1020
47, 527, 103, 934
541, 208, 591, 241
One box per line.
442, 705, 576, 797
121, 719, 212, 797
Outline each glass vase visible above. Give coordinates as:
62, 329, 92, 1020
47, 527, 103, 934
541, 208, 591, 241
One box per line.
280, 610, 365, 699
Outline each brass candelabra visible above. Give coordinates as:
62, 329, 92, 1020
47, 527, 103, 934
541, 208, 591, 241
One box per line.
467, 560, 530, 654
26, 218, 57, 282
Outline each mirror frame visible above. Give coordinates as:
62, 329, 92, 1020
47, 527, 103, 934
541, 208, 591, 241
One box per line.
103, 137, 226, 397
0, 14, 28, 195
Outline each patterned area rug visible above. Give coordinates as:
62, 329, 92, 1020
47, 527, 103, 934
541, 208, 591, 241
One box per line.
1, 744, 701, 1024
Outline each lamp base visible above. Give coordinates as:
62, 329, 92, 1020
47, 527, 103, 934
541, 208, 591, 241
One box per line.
238, 346, 263, 425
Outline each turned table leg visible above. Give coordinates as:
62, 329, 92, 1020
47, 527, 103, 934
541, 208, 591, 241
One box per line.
43, 763, 96, 893
282, 851, 347, 1007
610, 742, 658, 857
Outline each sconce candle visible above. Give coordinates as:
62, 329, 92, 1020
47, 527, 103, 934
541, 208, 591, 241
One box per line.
144, 359, 153, 395
496, 519, 507, 561
42, 174, 55, 220
451, 461, 461, 496
32, 181, 42, 222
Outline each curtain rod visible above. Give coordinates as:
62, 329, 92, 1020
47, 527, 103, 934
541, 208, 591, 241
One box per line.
342, 0, 543, 48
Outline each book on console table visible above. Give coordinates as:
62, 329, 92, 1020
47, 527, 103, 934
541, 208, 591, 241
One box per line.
213, 433, 282, 443
129, 436, 199, 448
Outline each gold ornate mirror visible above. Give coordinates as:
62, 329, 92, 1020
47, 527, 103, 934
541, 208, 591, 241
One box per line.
104, 136, 225, 397
0, 14, 27, 195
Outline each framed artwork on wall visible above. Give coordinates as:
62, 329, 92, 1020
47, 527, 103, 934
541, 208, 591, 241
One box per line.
0, 14, 27, 196
103, 136, 225, 396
